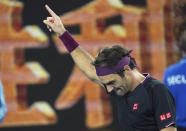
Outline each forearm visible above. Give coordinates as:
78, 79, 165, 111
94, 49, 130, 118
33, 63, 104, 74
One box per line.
59, 31, 100, 82
43, 5, 100, 83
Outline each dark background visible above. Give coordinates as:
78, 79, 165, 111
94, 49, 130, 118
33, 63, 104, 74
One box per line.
2, 0, 146, 131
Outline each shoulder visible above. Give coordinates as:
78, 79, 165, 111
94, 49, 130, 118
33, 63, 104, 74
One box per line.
148, 79, 175, 104
146, 78, 168, 93
146, 78, 165, 88
165, 62, 182, 75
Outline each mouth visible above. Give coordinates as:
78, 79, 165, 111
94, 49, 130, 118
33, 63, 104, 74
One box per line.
115, 88, 122, 92
115, 87, 128, 96
115, 88, 121, 91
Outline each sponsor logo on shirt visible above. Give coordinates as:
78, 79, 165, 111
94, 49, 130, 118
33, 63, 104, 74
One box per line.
133, 103, 139, 110
166, 112, 171, 119
160, 112, 171, 121
167, 75, 186, 86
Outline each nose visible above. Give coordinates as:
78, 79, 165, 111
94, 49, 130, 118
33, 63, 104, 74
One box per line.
106, 85, 114, 92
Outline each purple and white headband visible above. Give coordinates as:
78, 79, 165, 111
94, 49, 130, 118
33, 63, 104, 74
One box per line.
95, 53, 138, 76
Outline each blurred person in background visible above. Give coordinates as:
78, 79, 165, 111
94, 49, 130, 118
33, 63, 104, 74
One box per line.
164, 1, 186, 131
164, 30, 186, 131
0, 80, 7, 122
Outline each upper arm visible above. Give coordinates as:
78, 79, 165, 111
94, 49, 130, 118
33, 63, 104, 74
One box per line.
160, 126, 177, 131
71, 46, 101, 82
152, 84, 176, 130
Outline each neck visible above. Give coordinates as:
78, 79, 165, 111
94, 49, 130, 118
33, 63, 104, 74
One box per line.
130, 69, 146, 92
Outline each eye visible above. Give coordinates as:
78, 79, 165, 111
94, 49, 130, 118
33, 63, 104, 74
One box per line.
107, 81, 115, 86
102, 80, 116, 94
103, 84, 109, 94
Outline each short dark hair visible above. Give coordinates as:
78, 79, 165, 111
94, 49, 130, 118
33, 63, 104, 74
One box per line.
92, 45, 136, 70
172, 1, 186, 54
178, 30, 186, 53
172, 1, 186, 39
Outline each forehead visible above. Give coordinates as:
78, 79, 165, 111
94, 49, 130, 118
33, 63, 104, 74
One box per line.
99, 73, 119, 83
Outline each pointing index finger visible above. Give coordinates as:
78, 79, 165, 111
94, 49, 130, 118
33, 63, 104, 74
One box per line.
45, 5, 58, 18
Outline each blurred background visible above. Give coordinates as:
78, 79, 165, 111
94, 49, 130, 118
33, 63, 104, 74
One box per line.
0, 0, 181, 131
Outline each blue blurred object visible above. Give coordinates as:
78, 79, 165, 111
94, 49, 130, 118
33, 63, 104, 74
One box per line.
164, 57, 186, 128
0, 81, 7, 122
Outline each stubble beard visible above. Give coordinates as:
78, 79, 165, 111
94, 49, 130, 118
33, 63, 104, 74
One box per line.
116, 78, 131, 96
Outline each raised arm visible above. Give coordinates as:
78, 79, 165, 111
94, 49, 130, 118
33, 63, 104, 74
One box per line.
43, 5, 100, 83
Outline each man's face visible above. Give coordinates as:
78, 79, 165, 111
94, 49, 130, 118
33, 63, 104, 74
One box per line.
99, 72, 132, 96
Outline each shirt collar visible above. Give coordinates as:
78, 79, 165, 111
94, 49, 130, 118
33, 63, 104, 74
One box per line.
141, 73, 151, 85
125, 74, 151, 97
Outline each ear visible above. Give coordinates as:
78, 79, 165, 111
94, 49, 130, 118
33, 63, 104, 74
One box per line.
123, 65, 131, 71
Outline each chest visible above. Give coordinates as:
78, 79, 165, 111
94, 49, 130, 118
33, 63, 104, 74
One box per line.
116, 87, 156, 130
